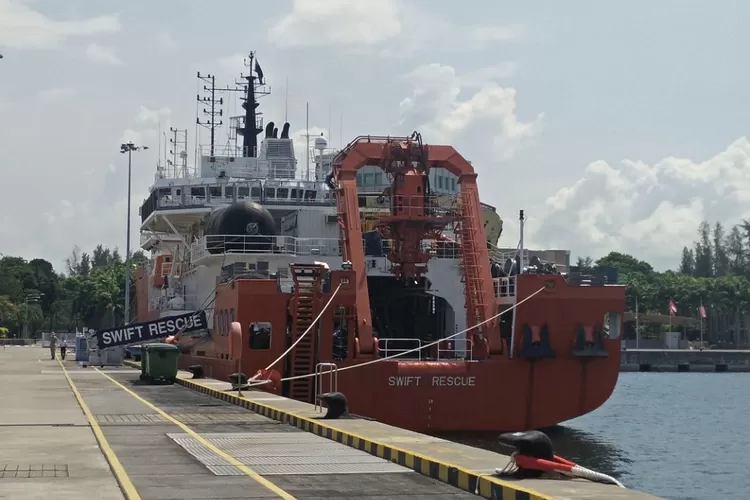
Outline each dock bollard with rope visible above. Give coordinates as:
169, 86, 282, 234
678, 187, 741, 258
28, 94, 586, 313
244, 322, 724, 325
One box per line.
496, 430, 625, 488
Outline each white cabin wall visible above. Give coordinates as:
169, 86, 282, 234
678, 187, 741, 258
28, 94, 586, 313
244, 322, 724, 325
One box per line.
424, 259, 467, 340
294, 210, 339, 240
182, 264, 220, 326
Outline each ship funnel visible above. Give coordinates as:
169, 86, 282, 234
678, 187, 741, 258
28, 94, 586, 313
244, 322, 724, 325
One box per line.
265, 121, 275, 138
273, 127, 278, 138
280, 122, 290, 139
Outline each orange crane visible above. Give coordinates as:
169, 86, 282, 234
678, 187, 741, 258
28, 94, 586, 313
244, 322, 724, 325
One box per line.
330, 133, 500, 357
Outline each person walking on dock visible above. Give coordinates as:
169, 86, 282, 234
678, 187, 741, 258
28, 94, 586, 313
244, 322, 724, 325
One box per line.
49, 334, 58, 360
60, 337, 67, 360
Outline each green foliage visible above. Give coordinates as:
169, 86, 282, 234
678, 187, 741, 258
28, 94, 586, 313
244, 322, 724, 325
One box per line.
0, 246, 147, 337
576, 220, 750, 346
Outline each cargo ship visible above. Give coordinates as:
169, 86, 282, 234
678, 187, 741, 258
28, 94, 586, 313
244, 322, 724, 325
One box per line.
135, 51, 626, 432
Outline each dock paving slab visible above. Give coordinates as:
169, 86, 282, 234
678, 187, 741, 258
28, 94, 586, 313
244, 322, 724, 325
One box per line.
2, 347, 476, 500
140, 363, 662, 500
0, 348, 124, 500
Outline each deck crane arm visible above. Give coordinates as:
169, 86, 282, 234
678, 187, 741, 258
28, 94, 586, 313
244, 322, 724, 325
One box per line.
331, 134, 500, 357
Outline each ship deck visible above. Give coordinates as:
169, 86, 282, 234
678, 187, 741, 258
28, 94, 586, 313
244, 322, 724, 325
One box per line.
1, 346, 659, 500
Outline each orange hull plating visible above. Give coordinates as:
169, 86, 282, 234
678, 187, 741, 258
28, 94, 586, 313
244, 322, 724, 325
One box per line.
173, 272, 625, 433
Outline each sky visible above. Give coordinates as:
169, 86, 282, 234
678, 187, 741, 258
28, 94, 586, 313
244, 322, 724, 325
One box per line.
0, 0, 749, 272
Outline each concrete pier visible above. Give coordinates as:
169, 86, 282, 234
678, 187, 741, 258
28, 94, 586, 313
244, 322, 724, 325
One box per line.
621, 349, 750, 372
0, 346, 659, 499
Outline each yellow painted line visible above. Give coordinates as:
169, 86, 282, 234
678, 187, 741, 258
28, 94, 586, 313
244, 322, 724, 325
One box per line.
58, 360, 141, 500
166, 370, 557, 500
94, 367, 295, 500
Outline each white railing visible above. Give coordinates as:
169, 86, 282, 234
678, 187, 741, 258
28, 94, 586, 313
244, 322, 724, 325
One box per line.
189, 235, 475, 263
378, 338, 423, 360
493, 276, 517, 300
487, 244, 530, 268
200, 144, 256, 157
436, 338, 474, 360
155, 192, 334, 209
313, 363, 339, 412
190, 235, 341, 263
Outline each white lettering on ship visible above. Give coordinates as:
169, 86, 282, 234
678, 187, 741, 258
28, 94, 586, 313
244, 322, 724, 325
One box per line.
387, 376, 476, 387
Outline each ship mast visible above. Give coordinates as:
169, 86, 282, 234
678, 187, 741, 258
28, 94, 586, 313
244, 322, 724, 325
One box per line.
233, 51, 270, 157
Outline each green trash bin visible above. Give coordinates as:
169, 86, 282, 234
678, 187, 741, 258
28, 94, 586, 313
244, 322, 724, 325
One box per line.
139, 343, 179, 384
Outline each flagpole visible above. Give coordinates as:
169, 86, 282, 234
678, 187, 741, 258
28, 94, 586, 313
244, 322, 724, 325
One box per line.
669, 302, 672, 333
635, 296, 640, 349
700, 301, 704, 348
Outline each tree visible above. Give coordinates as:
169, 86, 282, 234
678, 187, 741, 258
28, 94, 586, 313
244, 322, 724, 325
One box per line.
693, 221, 713, 278
595, 252, 653, 277
678, 247, 695, 275
725, 225, 745, 275
713, 222, 729, 277
575, 256, 594, 272
0, 296, 19, 325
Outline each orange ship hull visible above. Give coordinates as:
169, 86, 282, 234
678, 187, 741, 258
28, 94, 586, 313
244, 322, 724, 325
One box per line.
173, 272, 625, 433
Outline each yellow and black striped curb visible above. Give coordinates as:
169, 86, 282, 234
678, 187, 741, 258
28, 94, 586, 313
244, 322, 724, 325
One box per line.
122, 360, 553, 500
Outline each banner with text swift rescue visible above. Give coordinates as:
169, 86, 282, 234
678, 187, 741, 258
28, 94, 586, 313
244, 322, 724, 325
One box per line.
95, 311, 208, 349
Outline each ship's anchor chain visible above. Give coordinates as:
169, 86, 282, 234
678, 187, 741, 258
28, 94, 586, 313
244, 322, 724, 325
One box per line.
247, 285, 547, 388
496, 430, 625, 488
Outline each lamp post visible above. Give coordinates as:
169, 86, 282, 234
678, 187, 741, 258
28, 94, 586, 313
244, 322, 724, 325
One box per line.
23, 293, 43, 339
120, 142, 149, 324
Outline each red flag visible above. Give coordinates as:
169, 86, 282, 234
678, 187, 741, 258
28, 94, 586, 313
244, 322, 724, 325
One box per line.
669, 300, 677, 316
699, 304, 706, 319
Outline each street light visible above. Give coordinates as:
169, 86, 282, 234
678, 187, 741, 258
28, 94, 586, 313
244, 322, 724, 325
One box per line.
23, 293, 43, 339
120, 142, 149, 325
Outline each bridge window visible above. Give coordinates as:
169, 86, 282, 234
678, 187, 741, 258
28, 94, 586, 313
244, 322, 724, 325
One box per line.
304, 190, 317, 200
209, 186, 221, 197
265, 187, 276, 198
251, 186, 261, 198
237, 186, 249, 198
249, 322, 272, 350
277, 188, 289, 199
290, 188, 299, 199
225, 185, 235, 198
191, 187, 205, 197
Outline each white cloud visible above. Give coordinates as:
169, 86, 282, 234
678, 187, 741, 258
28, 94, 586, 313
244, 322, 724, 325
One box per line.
0, 0, 120, 49
85, 43, 123, 66
0, 102, 172, 270
135, 105, 172, 125
269, 0, 401, 48
398, 63, 543, 162
533, 138, 750, 269
269, 0, 522, 55
154, 30, 177, 54
37, 87, 76, 101
217, 53, 247, 74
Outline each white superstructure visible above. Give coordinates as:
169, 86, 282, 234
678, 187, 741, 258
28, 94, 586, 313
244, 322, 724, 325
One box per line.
136, 54, 517, 358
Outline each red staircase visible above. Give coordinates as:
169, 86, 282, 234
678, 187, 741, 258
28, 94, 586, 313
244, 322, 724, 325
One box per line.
458, 189, 487, 336
288, 264, 325, 402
